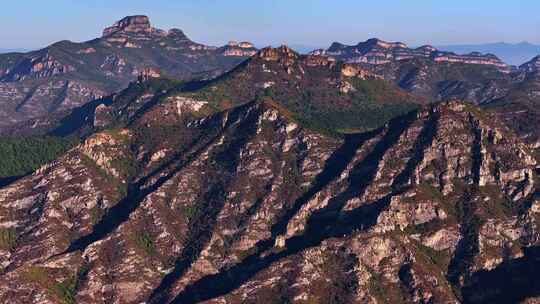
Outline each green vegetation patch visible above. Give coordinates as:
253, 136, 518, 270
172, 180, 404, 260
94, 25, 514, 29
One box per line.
478, 185, 514, 218
415, 241, 452, 271
134, 231, 156, 256
0, 136, 78, 178
0, 228, 16, 251
80, 154, 127, 201
24, 265, 89, 304
416, 183, 444, 202
181, 204, 200, 223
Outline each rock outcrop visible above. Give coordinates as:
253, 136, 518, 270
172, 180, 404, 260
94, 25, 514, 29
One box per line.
0, 95, 539, 303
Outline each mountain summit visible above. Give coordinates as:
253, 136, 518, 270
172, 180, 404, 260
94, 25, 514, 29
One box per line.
0, 16, 257, 136
102, 15, 155, 36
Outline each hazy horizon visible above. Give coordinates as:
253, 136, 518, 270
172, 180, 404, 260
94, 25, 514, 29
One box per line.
1, 0, 539, 50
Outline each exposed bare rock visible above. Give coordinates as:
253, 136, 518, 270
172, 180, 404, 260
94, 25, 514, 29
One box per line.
1, 99, 539, 303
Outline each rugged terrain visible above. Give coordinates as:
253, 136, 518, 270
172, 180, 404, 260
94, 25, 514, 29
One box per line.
0, 15, 256, 135
1, 46, 540, 302
41, 45, 421, 139
314, 39, 540, 145
1, 19, 540, 304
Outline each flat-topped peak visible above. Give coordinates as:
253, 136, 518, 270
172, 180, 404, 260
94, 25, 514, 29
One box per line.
416, 45, 437, 52
220, 41, 258, 57
227, 41, 256, 49
102, 15, 154, 37
363, 38, 408, 49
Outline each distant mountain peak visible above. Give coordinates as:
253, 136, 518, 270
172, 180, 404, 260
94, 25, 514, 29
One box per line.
315, 38, 509, 71
416, 45, 437, 52
363, 38, 408, 49
219, 41, 258, 57
255, 45, 299, 62
227, 41, 255, 49
102, 15, 155, 37
167, 28, 188, 38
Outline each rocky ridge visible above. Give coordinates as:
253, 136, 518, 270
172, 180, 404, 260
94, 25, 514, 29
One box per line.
312, 38, 510, 71
154, 45, 421, 137
0, 15, 257, 135
310, 40, 540, 147
0, 92, 539, 303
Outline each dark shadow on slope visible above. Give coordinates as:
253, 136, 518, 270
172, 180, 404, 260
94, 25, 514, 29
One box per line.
461, 246, 540, 304
56, 106, 247, 255
49, 96, 112, 137
304, 110, 418, 231
170, 191, 405, 304
47, 81, 70, 114
469, 115, 483, 186
15, 86, 39, 113
168, 110, 425, 303
148, 111, 380, 302
397, 263, 416, 302
392, 107, 439, 188
447, 115, 484, 299
148, 102, 262, 303
269, 129, 380, 239
0, 174, 26, 189
60, 140, 215, 254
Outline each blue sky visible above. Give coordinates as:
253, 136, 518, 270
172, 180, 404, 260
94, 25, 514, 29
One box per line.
1, 0, 539, 49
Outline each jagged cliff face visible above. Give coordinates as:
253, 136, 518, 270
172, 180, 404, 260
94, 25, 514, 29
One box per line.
1, 95, 539, 303
0, 15, 256, 135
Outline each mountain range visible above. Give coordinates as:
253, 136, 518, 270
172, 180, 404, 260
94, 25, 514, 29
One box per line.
0, 49, 31, 54
1, 15, 540, 304
437, 42, 540, 66
0, 16, 256, 135
259, 42, 540, 66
